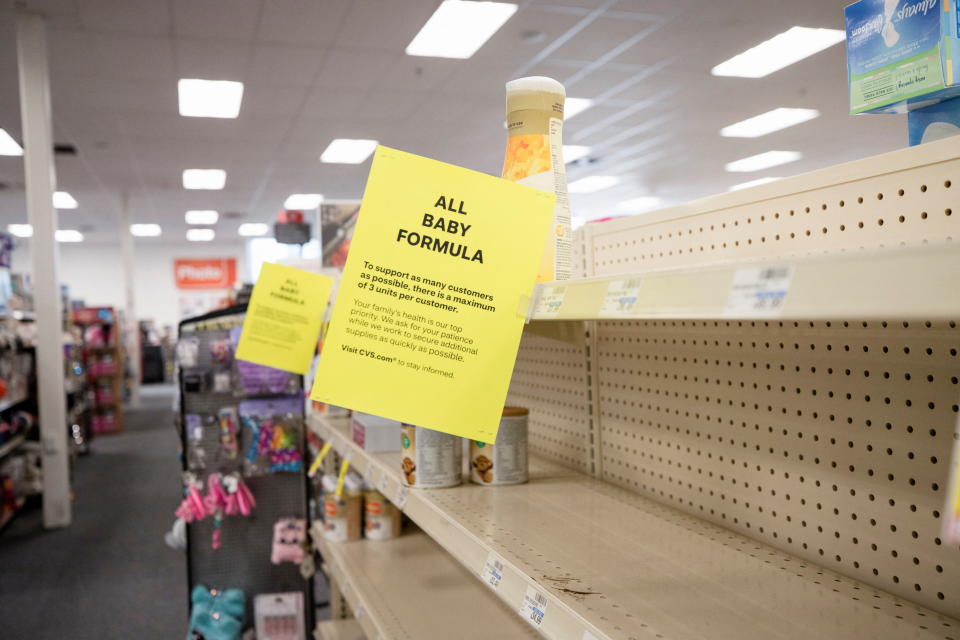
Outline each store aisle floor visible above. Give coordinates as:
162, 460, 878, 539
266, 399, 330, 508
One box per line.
0, 384, 186, 639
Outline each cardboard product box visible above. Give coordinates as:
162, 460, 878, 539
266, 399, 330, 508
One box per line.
846, 0, 960, 114
907, 94, 960, 142
351, 412, 401, 452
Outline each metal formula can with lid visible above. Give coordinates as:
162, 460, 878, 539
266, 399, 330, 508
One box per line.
400, 423, 462, 488
470, 407, 529, 486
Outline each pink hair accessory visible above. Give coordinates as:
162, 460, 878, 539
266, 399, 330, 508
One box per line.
175, 483, 209, 522
203, 473, 229, 514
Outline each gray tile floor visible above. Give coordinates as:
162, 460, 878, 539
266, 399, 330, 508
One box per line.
0, 384, 186, 639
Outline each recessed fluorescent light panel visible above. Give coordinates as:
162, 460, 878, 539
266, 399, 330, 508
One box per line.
130, 223, 162, 237
178, 79, 244, 118
729, 177, 783, 191
721, 108, 820, 138
55, 229, 83, 243
0, 129, 23, 156
185, 210, 219, 225
7, 224, 32, 238
711, 27, 845, 78
182, 169, 226, 190
284, 193, 324, 209
568, 175, 620, 194
406, 0, 518, 59
618, 196, 662, 212
565, 97, 594, 120
187, 228, 215, 242
238, 223, 269, 237
53, 191, 78, 209
725, 151, 801, 173
320, 139, 378, 164
563, 145, 591, 163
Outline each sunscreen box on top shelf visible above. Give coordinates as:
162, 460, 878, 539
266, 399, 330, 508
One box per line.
845, 0, 960, 114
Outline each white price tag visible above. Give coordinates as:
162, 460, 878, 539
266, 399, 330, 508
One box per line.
395, 486, 408, 509
480, 552, 505, 591
582, 632, 600, 640
724, 265, 793, 317
519, 585, 549, 629
355, 605, 364, 621
599, 278, 642, 317
365, 464, 378, 486
534, 285, 566, 317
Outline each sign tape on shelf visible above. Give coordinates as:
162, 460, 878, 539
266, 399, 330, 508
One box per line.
335, 458, 351, 500
724, 265, 794, 317
599, 278, 642, 317
519, 585, 549, 629
308, 442, 332, 478
480, 551, 505, 591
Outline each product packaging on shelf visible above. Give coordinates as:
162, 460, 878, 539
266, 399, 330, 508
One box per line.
321, 473, 362, 542
470, 406, 529, 486
351, 412, 401, 453
362, 483, 402, 541
502, 75, 572, 282
400, 423, 462, 488
845, 0, 960, 114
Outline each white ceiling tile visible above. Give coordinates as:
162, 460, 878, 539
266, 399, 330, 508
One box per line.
94, 33, 176, 79
242, 84, 310, 117
257, 0, 351, 47
175, 39, 249, 80
333, 0, 437, 51
48, 30, 107, 79
299, 87, 366, 121
78, 0, 169, 34
247, 45, 326, 87
172, 0, 262, 40
313, 48, 395, 91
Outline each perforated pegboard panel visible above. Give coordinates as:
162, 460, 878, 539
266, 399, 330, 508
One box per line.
506, 140, 960, 622
507, 328, 593, 473
584, 141, 958, 275
179, 313, 311, 628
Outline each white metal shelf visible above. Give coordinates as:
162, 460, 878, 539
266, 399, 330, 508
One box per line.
310, 414, 960, 640
529, 243, 960, 321
313, 527, 537, 640
314, 618, 366, 640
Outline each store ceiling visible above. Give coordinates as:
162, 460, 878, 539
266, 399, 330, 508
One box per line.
0, 0, 905, 245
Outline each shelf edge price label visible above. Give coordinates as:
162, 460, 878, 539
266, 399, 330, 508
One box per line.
480, 551, 505, 591
534, 285, 566, 317
395, 486, 409, 510
724, 265, 794, 317
582, 632, 600, 640
599, 278, 642, 317
519, 585, 549, 629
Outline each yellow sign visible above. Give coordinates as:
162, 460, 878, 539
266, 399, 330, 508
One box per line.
235, 262, 333, 374
311, 146, 554, 442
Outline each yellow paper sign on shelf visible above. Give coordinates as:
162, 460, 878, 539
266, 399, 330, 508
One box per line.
235, 262, 333, 374
311, 146, 554, 442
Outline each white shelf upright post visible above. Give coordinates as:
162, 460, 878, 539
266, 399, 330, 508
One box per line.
120, 192, 140, 408
16, 9, 71, 528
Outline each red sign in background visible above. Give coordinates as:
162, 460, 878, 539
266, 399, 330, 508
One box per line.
174, 258, 237, 290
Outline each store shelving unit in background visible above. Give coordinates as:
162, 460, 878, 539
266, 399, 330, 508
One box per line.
72, 307, 124, 435
310, 136, 960, 639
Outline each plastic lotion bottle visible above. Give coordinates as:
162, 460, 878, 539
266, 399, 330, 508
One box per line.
502, 76, 572, 282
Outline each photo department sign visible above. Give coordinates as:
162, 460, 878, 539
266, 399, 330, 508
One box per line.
174, 258, 237, 290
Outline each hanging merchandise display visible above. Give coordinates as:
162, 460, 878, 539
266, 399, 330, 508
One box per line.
178, 307, 313, 635
311, 146, 555, 443
186, 585, 245, 640
502, 76, 572, 282
254, 592, 306, 640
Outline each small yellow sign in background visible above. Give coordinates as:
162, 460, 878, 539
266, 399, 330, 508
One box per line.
311, 146, 554, 442
235, 262, 333, 374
